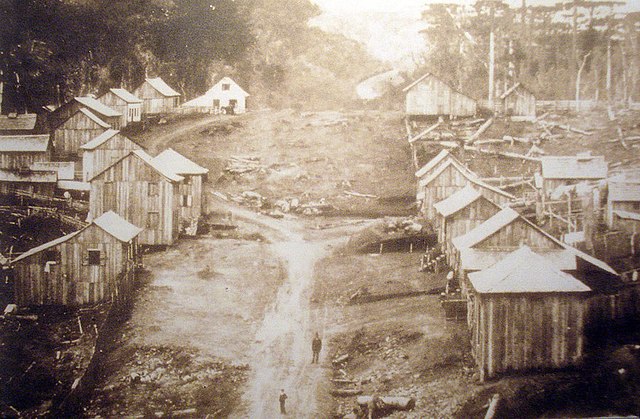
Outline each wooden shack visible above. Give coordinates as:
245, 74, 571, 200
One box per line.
433, 185, 502, 264
467, 246, 591, 380
181, 76, 249, 114
540, 152, 607, 198
89, 150, 184, 247
0, 169, 57, 196
416, 150, 513, 220
51, 108, 111, 177
97, 88, 143, 127
49, 96, 122, 131
499, 82, 536, 119
80, 129, 142, 182
152, 148, 209, 231
403, 73, 477, 118
133, 77, 181, 115
607, 181, 640, 230
0, 134, 52, 170
11, 211, 142, 306
0, 113, 47, 134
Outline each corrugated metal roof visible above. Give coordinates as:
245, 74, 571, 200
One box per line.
11, 230, 82, 263
540, 154, 607, 180
153, 148, 209, 175
109, 88, 142, 103
75, 96, 122, 117
0, 169, 56, 183
609, 181, 640, 202
468, 246, 591, 293
614, 210, 640, 222
0, 114, 37, 131
133, 150, 184, 182
460, 247, 577, 271
80, 129, 120, 150
434, 185, 483, 217
0, 134, 50, 152
93, 210, 143, 242
145, 77, 181, 97
452, 207, 520, 249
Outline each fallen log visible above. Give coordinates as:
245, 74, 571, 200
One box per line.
331, 378, 357, 385
464, 146, 541, 162
356, 396, 416, 411
344, 191, 378, 199
451, 118, 484, 126
474, 139, 505, 146
408, 122, 441, 143
534, 111, 550, 123
331, 388, 363, 397
332, 354, 350, 365
484, 394, 501, 419
466, 118, 493, 145
617, 126, 629, 149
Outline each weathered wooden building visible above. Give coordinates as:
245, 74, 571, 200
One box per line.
0, 134, 52, 170
11, 211, 142, 306
80, 129, 143, 182
540, 152, 607, 198
97, 88, 143, 127
468, 246, 591, 380
0, 169, 56, 196
51, 108, 111, 174
181, 76, 249, 114
49, 96, 122, 131
133, 77, 181, 115
433, 185, 502, 264
89, 150, 184, 247
416, 150, 513, 220
0, 113, 47, 135
403, 73, 477, 118
152, 148, 208, 230
611, 210, 640, 235
607, 181, 640, 230
499, 82, 536, 119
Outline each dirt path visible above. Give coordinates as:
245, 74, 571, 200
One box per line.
136, 113, 225, 155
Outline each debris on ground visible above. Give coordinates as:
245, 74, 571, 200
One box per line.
224, 156, 266, 175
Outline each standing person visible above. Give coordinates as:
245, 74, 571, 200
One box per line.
279, 389, 288, 415
312, 332, 322, 363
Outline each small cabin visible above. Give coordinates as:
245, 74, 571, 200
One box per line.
89, 150, 184, 247
97, 88, 143, 127
181, 76, 249, 114
0, 113, 47, 135
540, 152, 607, 198
416, 150, 513, 220
499, 82, 536, 119
80, 129, 143, 182
152, 148, 209, 231
49, 96, 122, 131
11, 211, 142, 306
607, 181, 640, 231
403, 73, 477, 118
133, 77, 181, 115
0, 134, 52, 171
468, 246, 591, 380
433, 185, 502, 264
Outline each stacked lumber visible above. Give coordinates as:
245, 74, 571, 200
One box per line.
224, 156, 264, 174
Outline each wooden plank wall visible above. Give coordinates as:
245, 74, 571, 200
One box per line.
82, 133, 142, 181
474, 218, 563, 251
177, 174, 203, 224
0, 150, 51, 170
443, 198, 501, 263
53, 112, 109, 157
134, 82, 178, 114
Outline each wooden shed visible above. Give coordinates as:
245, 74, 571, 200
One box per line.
403, 73, 477, 118
152, 148, 209, 231
133, 77, 181, 115
51, 108, 111, 177
182, 76, 249, 114
49, 96, 122, 131
499, 82, 536, 119
89, 150, 184, 247
97, 88, 143, 127
607, 181, 640, 230
0, 134, 52, 170
433, 185, 502, 264
11, 211, 142, 306
80, 129, 143, 182
467, 246, 591, 380
540, 152, 607, 198
0, 113, 47, 135
416, 150, 513, 220
0, 169, 56, 196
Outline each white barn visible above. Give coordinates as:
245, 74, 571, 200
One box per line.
182, 77, 249, 114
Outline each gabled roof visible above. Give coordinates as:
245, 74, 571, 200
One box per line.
153, 148, 209, 175
108, 88, 142, 104
434, 185, 496, 218
77, 108, 111, 129
420, 159, 515, 200
609, 181, 640, 202
0, 114, 38, 131
88, 149, 184, 183
212, 76, 249, 96
0, 134, 51, 152
11, 230, 83, 263
499, 82, 534, 100
93, 211, 143, 242
144, 77, 181, 97
75, 96, 122, 117
468, 246, 591, 294
80, 129, 120, 150
460, 247, 577, 271
416, 150, 468, 178
452, 207, 520, 249
540, 153, 608, 180
402, 73, 476, 102
614, 210, 640, 222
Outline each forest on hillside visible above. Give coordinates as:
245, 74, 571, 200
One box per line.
0, 0, 381, 112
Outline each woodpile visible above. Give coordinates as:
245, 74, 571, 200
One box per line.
224, 155, 265, 174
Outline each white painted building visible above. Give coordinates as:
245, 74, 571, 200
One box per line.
182, 77, 249, 114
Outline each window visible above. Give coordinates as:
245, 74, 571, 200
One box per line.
44, 250, 60, 263
148, 182, 159, 196
147, 212, 160, 228
222, 83, 230, 91
213, 99, 220, 108
88, 249, 101, 266
182, 194, 192, 207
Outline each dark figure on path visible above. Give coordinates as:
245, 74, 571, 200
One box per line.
279, 389, 288, 414
312, 332, 322, 363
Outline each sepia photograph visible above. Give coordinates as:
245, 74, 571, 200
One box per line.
1, 0, 640, 417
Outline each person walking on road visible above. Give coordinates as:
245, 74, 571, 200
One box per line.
312, 332, 322, 364
279, 389, 288, 414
